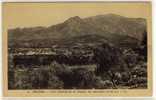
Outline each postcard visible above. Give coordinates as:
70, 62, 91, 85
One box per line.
2, 2, 152, 97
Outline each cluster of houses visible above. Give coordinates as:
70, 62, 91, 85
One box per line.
9, 44, 96, 66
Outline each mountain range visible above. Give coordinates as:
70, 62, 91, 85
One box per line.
8, 14, 147, 48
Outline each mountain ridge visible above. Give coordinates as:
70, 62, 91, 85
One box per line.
8, 13, 147, 48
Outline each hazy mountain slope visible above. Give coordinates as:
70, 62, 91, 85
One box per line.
8, 14, 147, 48
84, 14, 146, 41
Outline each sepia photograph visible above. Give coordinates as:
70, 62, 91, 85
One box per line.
2, 2, 152, 96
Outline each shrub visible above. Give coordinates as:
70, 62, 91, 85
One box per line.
93, 43, 129, 76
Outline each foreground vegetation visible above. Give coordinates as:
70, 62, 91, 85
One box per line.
8, 41, 147, 89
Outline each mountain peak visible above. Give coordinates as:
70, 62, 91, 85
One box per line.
65, 16, 82, 23
106, 13, 123, 16
70, 16, 81, 19
95, 13, 126, 18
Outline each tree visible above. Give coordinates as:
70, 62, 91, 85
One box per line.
93, 42, 129, 88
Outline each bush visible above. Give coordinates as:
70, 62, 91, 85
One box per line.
93, 43, 129, 75
48, 75, 64, 89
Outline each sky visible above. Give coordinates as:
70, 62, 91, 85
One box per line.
3, 2, 151, 29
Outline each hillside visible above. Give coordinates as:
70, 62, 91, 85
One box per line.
8, 14, 147, 48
